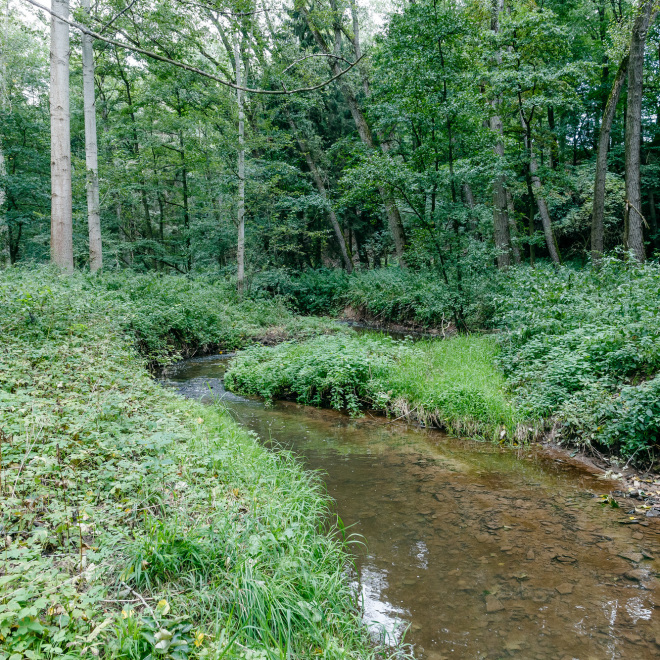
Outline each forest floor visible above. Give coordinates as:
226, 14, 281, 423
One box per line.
0, 268, 401, 660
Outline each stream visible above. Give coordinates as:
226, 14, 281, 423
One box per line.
160, 354, 660, 659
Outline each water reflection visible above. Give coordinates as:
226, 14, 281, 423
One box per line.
161, 355, 660, 659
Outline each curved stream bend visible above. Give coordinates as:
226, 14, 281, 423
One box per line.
161, 354, 660, 660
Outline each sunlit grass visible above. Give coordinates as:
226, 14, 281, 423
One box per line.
385, 335, 519, 439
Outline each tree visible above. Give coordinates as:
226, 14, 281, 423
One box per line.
81, 0, 102, 272
235, 34, 246, 294
490, 0, 511, 269
592, 54, 628, 262
50, 0, 73, 271
624, 0, 657, 261
299, 0, 408, 264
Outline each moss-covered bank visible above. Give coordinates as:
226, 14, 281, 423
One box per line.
0, 268, 398, 660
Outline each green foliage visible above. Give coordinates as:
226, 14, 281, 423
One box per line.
0, 267, 399, 659
97, 272, 336, 362
250, 266, 500, 330
226, 333, 517, 439
496, 258, 660, 462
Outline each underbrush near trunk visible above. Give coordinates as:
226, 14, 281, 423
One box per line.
0, 269, 401, 660
224, 334, 519, 440
249, 267, 498, 331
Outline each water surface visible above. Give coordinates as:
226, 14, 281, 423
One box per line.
161, 355, 660, 659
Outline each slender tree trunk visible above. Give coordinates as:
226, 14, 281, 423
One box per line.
592, 54, 628, 262
649, 189, 657, 249
529, 148, 561, 264
287, 118, 352, 272
0, 0, 7, 266
351, 230, 360, 269
50, 0, 73, 271
234, 37, 245, 294
624, 1, 656, 262
490, 0, 511, 269
0, 136, 6, 267
81, 0, 102, 272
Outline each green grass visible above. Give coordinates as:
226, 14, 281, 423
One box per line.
225, 333, 519, 440
0, 267, 403, 659
384, 335, 519, 439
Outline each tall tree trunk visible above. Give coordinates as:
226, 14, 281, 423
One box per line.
50, 0, 73, 271
506, 189, 522, 264
0, 0, 7, 266
529, 148, 561, 264
81, 0, 102, 272
490, 0, 511, 269
287, 117, 352, 272
624, 0, 656, 262
300, 4, 407, 264
592, 54, 628, 262
235, 37, 245, 295
0, 135, 6, 266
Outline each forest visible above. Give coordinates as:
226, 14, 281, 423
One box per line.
2, 0, 660, 658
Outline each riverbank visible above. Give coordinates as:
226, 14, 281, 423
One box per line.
241, 260, 660, 473
0, 269, 397, 659
224, 333, 519, 440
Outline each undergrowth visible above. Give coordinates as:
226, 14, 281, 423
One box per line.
0, 268, 402, 659
496, 257, 660, 465
224, 334, 518, 440
249, 267, 498, 331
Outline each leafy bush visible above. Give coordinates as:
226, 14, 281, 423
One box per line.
225, 335, 402, 415
249, 266, 500, 330
97, 271, 337, 363
496, 258, 660, 462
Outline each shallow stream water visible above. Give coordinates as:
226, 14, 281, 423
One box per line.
161, 355, 660, 659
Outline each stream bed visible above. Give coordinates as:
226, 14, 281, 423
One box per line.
161, 354, 660, 659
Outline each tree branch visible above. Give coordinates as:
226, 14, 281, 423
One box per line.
22, 0, 364, 96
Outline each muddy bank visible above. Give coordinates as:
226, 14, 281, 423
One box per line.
339, 305, 458, 338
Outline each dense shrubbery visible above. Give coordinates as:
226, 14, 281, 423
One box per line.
496, 259, 660, 463
249, 266, 500, 330
96, 272, 337, 362
0, 268, 392, 659
226, 334, 517, 439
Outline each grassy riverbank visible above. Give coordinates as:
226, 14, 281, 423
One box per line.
0, 269, 396, 659
225, 333, 519, 441
233, 259, 660, 467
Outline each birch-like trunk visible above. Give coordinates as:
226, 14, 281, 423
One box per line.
82, 0, 102, 272
624, 1, 656, 262
591, 54, 628, 262
0, 142, 7, 266
234, 37, 245, 294
50, 0, 73, 271
0, 0, 7, 265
